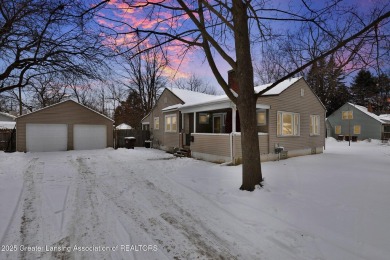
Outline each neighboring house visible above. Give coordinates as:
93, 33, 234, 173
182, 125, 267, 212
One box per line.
327, 103, 390, 141
16, 100, 114, 152
0, 112, 16, 130
142, 73, 326, 164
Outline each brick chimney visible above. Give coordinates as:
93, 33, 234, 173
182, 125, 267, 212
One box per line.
228, 70, 239, 94
367, 102, 373, 113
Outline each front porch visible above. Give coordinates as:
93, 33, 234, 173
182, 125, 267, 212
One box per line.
178, 102, 273, 164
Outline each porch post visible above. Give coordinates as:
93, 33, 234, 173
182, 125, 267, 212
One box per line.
232, 106, 237, 133
193, 112, 196, 133
181, 113, 185, 130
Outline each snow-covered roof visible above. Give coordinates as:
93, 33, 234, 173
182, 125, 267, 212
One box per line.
379, 114, 390, 123
162, 88, 221, 112
254, 77, 302, 95
0, 121, 16, 129
163, 77, 302, 112
169, 88, 218, 104
116, 123, 132, 130
162, 95, 226, 112
347, 103, 385, 123
0, 112, 16, 121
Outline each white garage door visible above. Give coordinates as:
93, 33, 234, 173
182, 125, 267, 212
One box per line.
26, 124, 68, 152
73, 124, 107, 150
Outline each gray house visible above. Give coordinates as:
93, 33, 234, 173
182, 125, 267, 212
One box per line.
327, 102, 390, 141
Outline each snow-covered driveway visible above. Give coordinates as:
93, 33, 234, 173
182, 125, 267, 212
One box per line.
1, 139, 390, 259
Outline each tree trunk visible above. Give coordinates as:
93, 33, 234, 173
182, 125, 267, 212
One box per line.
232, 0, 262, 191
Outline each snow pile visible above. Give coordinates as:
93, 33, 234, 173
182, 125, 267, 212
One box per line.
0, 139, 389, 259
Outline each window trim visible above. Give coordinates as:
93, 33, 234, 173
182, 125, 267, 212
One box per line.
154, 117, 159, 130
165, 114, 177, 133
277, 111, 300, 137
310, 115, 320, 136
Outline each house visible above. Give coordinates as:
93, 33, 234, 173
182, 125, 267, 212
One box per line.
16, 100, 114, 152
141, 88, 218, 151
327, 103, 390, 141
141, 73, 326, 164
0, 112, 16, 130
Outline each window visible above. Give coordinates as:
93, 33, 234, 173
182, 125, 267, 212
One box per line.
199, 113, 210, 124
165, 114, 177, 132
342, 111, 353, 120
310, 115, 320, 136
277, 111, 300, 136
335, 125, 341, 135
257, 111, 266, 125
353, 125, 361, 135
154, 117, 159, 130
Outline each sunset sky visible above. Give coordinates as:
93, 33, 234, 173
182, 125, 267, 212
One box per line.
95, 0, 389, 90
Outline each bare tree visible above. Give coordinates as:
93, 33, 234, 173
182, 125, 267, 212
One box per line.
25, 74, 70, 109
0, 0, 110, 97
119, 45, 169, 115
254, 46, 293, 85
175, 73, 216, 94
98, 0, 390, 191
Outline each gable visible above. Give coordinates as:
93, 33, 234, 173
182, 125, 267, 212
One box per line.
141, 89, 183, 123
329, 103, 382, 125
16, 100, 113, 124
259, 78, 326, 113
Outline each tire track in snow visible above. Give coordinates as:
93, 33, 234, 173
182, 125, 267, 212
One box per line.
57, 156, 114, 260
87, 155, 239, 259
0, 158, 37, 247
19, 158, 45, 260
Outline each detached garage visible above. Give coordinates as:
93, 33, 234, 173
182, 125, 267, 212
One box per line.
16, 100, 114, 152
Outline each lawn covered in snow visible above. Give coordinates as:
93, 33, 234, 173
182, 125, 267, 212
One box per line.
0, 138, 389, 259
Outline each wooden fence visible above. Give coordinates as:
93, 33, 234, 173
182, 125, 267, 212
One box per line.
0, 128, 16, 152
114, 129, 150, 148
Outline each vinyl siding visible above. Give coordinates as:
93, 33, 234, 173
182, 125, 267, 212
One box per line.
16, 101, 113, 152
143, 89, 183, 149
258, 78, 326, 153
163, 132, 180, 148
191, 133, 231, 157
233, 134, 269, 158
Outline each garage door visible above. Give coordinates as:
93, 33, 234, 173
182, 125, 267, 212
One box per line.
26, 124, 68, 152
73, 124, 107, 150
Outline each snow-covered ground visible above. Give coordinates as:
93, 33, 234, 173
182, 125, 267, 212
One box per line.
0, 138, 389, 260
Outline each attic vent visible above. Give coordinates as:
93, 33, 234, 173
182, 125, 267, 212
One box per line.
301, 88, 305, 97
164, 97, 167, 104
